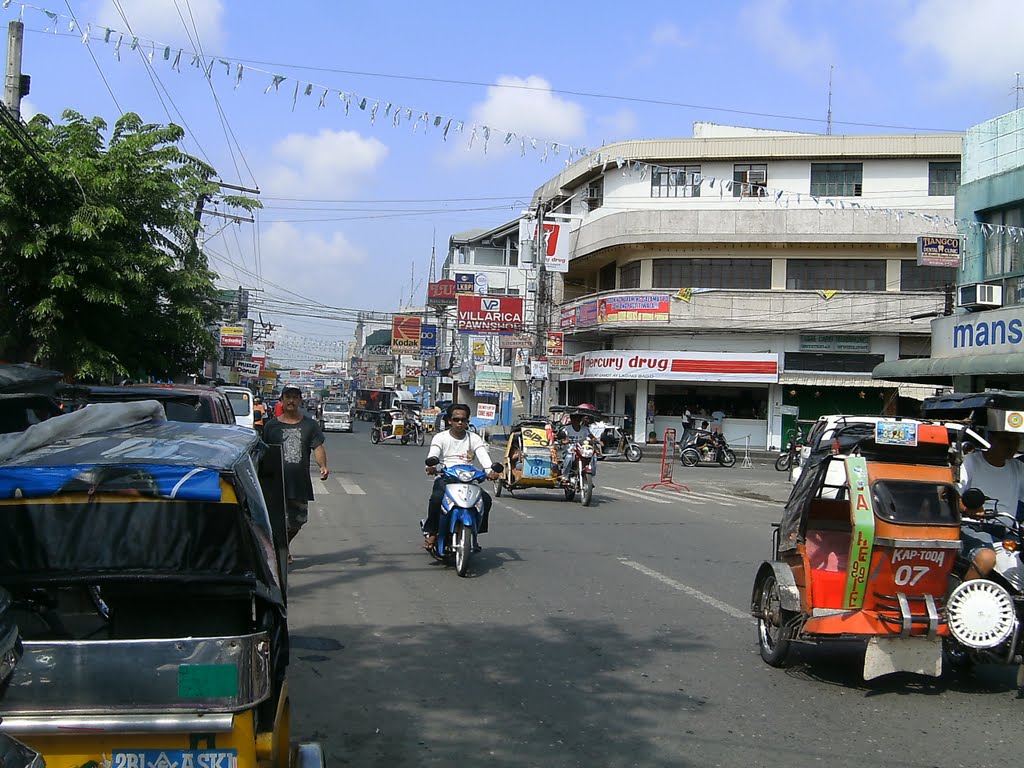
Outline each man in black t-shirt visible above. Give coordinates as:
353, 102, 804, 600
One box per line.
263, 384, 329, 555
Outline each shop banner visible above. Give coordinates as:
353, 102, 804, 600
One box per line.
499, 333, 533, 349
457, 295, 525, 334
597, 294, 671, 323
540, 220, 571, 273
392, 316, 422, 355
477, 403, 497, 421
567, 350, 779, 383
546, 332, 564, 355
576, 301, 598, 328
560, 306, 577, 330
420, 324, 438, 353
220, 325, 245, 349
531, 360, 549, 380
474, 365, 513, 394
427, 279, 457, 305
548, 356, 574, 375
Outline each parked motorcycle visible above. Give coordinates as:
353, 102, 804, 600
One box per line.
680, 431, 736, 468
562, 439, 596, 506
590, 418, 643, 462
945, 487, 1024, 679
774, 428, 805, 472
422, 458, 497, 577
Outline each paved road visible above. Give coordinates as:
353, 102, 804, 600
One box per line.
285, 424, 1021, 768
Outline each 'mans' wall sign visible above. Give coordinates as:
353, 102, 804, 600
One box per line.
932, 306, 1024, 358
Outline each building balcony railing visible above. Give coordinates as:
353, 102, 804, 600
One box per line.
556, 288, 944, 336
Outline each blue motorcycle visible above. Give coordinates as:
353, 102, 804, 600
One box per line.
423, 459, 490, 577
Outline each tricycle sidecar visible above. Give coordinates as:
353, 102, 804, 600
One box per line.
0, 403, 323, 768
752, 419, 962, 680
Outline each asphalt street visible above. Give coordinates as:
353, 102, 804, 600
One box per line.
285, 423, 1022, 768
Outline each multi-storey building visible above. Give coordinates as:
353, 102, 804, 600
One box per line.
531, 123, 963, 449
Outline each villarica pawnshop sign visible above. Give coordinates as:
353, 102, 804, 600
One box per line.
457, 295, 525, 334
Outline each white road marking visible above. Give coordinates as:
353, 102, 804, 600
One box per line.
313, 478, 331, 495
337, 478, 366, 495
605, 486, 673, 505
619, 558, 750, 621
495, 501, 532, 519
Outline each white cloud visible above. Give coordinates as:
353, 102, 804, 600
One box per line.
19, 98, 38, 121
595, 110, 639, 142
250, 222, 368, 305
650, 22, 690, 49
91, 0, 226, 48
737, 0, 833, 77
474, 75, 585, 139
901, 0, 1024, 92
262, 129, 388, 198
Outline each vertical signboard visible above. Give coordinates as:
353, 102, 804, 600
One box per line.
420, 324, 437, 354
392, 316, 422, 355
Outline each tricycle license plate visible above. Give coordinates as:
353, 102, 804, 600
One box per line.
862, 636, 941, 680
875, 421, 918, 446
524, 458, 551, 477
113, 750, 238, 768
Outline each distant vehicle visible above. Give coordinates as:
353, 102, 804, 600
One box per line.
354, 388, 419, 420
218, 386, 255, 430
322, 400, 353, 432
61, 383, 235, 424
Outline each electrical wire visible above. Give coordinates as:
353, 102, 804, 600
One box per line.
61, 1, 122, 116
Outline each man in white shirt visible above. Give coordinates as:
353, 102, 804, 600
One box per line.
558, 410, 597, 479
422, 403, 499, 549
957, 429, 1024, 579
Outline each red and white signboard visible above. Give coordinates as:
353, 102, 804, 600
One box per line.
567, 351, 779, 383
220, 325, 245, 349
546, 332, 564, 355
548, 356, 574, 375
427, 279, 458, 305
392, 316, 422, 354
476, 403, 497, 421
539, 219, 572, 273
457, 295, 525, 334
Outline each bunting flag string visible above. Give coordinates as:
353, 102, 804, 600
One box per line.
5, 0, 1024, 242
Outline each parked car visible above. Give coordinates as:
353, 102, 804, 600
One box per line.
321, 400, 353, 432
61, 383, 235, 424
218, 385, 256, 430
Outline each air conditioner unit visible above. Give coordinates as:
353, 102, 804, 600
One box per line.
958, 283, 1003, 310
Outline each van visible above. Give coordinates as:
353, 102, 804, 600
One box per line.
218, 385, 255, 429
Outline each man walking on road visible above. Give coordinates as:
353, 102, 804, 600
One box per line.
263, 384, 329, 560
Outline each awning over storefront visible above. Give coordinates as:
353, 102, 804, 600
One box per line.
873, 352, 1024, 383
779, 371, 936, 400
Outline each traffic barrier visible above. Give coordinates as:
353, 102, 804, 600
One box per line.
641, 428, 689, 494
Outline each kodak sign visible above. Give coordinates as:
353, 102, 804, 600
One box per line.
457, 295, 525, 334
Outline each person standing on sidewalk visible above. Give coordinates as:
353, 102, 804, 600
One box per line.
262, 384, 329, 560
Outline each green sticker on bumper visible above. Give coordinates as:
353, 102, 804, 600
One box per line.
178, 664, 239, 698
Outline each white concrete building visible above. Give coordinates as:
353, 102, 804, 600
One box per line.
531, 124, 963, 449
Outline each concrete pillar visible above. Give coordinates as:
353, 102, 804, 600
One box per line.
639, 259, 654, 289
885, 259, 900, 291
635, 379, 650, 442
771, 258, 787, 290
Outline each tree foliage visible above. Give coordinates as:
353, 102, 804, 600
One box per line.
0, 110, 258, 380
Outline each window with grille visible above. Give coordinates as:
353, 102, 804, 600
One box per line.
982, 206, 1024, 304
900, 261, 955, 292
584, 178, 604, 211
619, 262, 641, 289
651, 165, 701, 198
810, 163, 863, 197
733, 163, 768, 198
928, 162, 961, 196
786, 259, 886, 290
598, 263, 617, 292
651, 258, 772, 289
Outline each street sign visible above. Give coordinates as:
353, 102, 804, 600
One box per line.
455, 272, 476, 294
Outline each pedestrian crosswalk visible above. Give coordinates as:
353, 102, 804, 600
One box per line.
312, 475, 367, 496
604, 485, 754, 507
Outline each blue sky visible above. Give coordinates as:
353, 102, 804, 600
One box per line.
5, 0, 1023, 365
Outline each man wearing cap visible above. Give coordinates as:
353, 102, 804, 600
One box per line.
262, 384, 329, 559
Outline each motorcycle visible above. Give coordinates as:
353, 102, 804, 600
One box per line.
774, 428, 805, 472
680, 431, 736, 468
589, 415, 643, 463
562, 439, 597, 506
945, 487, 1024, 677
422, 458, 495, 577
401, 415, 427, 446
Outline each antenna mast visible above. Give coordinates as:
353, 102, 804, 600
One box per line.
1015, 72, 1022, 111
826, 65, 834, 136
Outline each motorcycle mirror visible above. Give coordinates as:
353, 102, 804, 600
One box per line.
962, 487, 987, 510
425, 457, 440, 467
490, 463, 504, 473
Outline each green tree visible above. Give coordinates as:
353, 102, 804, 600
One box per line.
0, 110, 258, 380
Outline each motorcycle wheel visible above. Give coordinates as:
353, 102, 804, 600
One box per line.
774, 453, 792, 472
680, 448, 700, 467
580, 476, 594, 507
719, 449, 737, 468
563, 486, 575, 501
370, 428, 381, 444
755, 573, 793, 667
454, 523, 472, 577
417, 428, 425, 447
625, 444, 643, 463
494, 478, 503, 497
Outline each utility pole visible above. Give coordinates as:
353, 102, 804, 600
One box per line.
4, 21, 27, 118
825, 64, 834, 136
531, 202, 549, 415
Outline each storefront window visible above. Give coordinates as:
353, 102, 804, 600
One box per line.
651, 384, 769, 422
900, 261, 956, 292
786, 259, 886, 290
620, 262, 641, 289
652, 258, 771, 289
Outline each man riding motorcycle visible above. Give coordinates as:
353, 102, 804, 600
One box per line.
558, 406, 599, 481
423, 403, 500, 551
